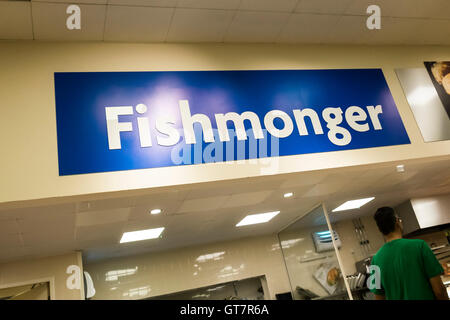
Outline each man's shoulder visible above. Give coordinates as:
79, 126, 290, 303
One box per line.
374, 239, 425, 258
399, 238, 426, 247
390, 238, 426, 251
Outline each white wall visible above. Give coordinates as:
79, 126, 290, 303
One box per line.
0, 42, 449, 205
332, 215, 385, 275
85, 234, 291, 300
0, 252, 84, 300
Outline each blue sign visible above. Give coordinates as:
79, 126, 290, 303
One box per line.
54, 69, 410, 176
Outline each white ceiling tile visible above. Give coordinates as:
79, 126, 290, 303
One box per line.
0, 233, 23, 249
295, 0, 354, 14
104, 5, 174, 42
429, 170, 450, 186
279, 172, 327, 188
0, 218, 21, 234
0, 203, 76, 220
162, 214, 215, 238
0, 1, 33, 40
411, 19, 450, 45
320, 171, 362, 184
75, 222, 124, 242
32, 2, 106, 40
128, 204, 182, 220
302, 181, 349, 197
428, 0, 450, 19
76, 208, 131, 227
226, 178, 285, 194
108, 0, 178, 6
220, 191, 273, 208
18, 213, 75, 235
22, 227, 75, 246
344, 0, 395, 16
325, 15, 375, 44
352, 166, 392, 181
264, 187, 315, 207
78, 196, 136, 212
224, 11, 291, 42
239, 0, 299, 12
278, 13, 340, 43
124, 214, 175, 232
177, 195, 228, 213
345, 0, 448, 18
177, 0, 241, 10
368, 17, 425, 45
134, 189, 189, 206
74, 238, 117, 250
167, 8, 234, 42
372, 170, 419, 188
186, 184, 235, 199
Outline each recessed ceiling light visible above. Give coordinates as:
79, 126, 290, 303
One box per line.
332, 197, 375, 212
150, 209, 161, 215
120, 227, 164, 243
236, 211, 280, 227
284, 192, 293, 198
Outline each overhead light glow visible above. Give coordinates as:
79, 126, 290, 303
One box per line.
284, 192, 293, 198
105, 267, 138, 281
150, 208, 162, 215
236, 211, 280, 227
120, 227, 164, 243
196, 251, 225, 263
332, 197, 375, 212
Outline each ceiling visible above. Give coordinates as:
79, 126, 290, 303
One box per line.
0, 155, 450, 264
1, 0, 450, 45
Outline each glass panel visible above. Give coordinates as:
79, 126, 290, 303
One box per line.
326, 207, 387, 300
277, 205, 350, 300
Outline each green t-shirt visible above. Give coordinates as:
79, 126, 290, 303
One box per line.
370, 238, 444, 300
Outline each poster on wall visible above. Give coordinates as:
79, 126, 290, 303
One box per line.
313, 262, 341, 295
424, 61, 450, 118
54, 69, 411, 176
396, 64, 450, 143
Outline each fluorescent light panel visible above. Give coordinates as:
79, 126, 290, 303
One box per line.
236, 211, 280, 227
284, 192, 293, 198
150, 208, 161, 215
120, 227, 164, 243
332, 197, 375, 212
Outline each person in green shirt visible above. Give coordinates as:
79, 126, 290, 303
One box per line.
369, 207, 448, 300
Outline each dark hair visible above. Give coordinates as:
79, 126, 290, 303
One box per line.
374, 207, 397, 235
